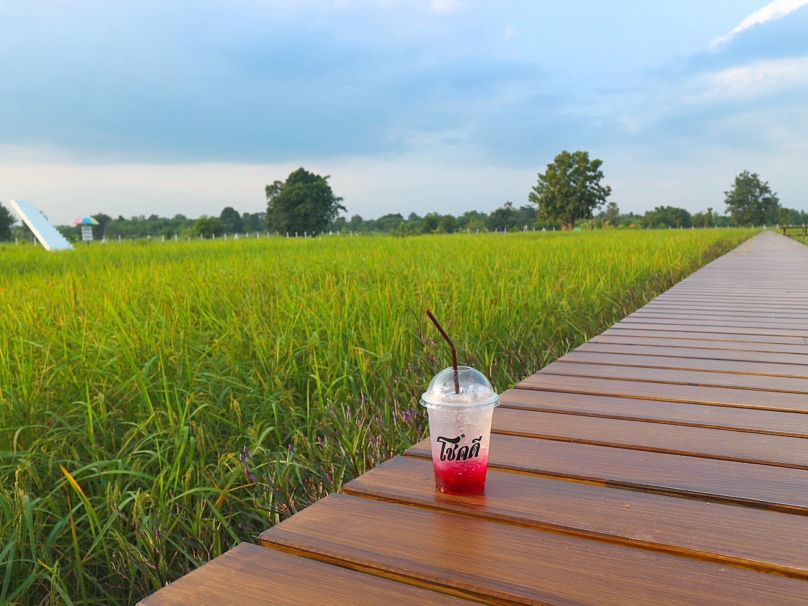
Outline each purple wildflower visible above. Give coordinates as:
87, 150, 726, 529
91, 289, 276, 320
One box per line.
244, 467, 256, 482
346, 405, 352, 419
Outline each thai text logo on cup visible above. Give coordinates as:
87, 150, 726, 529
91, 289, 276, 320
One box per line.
436, 434, 482, 461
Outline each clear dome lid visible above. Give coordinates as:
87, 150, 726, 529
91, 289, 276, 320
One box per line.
420, 366, 499, 409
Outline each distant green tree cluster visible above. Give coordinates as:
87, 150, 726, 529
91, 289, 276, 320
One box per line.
338, 203, 546, 235
14, 164, 798, 245
780, 207, 808, 225
645, 206, 693, 228
52, 208, 267, 241
0, 202, 15, 241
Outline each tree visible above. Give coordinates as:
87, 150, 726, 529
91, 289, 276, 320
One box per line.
780, 207, 808, 226
456, 210, 487, 231
644, 206, 692, 229
220, 207, 243, 233
604, 201, 620, 225
529, 150, 611, 229
266, 168, 346, 235
241, 212, 265, 233
91, 213, 112, 240
486, 205, 516, 231
348, 215, 364, 232
724, 171, 779, 226
421, 213, 440, 234
440, 214, 456, 233
193, 216, 224, 238
0, 202, 15, 241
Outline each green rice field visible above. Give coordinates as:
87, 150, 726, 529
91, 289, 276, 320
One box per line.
0, 229, 753, 604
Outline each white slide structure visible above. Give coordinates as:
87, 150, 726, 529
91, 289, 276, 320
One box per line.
9, 200, 73, 251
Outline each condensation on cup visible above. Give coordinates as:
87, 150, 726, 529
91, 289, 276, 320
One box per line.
420, 366, 499, 495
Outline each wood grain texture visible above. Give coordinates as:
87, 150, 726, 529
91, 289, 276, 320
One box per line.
491, 407, 808, 469
260, 494, 808, 606
536, 361, 808, 394
603, 327, 808, 346
343, 456, 808, 578
559, 350, 808, 378
591, 332, 808, 355
612, 320, 808, 339
518, 372, 808, 412
619, 316, 808, 332
137, 543, 472, 605
498, 389, 808, 437
643, 303, 808, 315
632, 310, 808, 322
649, 296, 808, 301
574, 341, 808, 367
405, 434, 808, 513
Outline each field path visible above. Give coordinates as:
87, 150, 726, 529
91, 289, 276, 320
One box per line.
142, 231, 808, 605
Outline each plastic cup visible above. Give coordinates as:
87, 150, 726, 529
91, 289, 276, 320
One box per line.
420, 366, 499, 495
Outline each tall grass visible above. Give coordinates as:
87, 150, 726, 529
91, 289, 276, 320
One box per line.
0, 229, 752, 604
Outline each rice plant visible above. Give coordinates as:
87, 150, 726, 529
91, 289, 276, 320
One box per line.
0, 229, 753, 604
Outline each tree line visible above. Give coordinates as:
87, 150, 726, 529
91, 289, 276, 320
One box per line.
1, 155, 805, 242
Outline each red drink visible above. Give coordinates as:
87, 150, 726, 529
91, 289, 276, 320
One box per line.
421, 366, 499, 496
433, 455, 489, 495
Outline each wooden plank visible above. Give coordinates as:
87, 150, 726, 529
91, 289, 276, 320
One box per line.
344, 456, 808, 579
537, 361, 808, 394
560, 350, 808, 378
405, 434, 808, 514
655, 291, 807, 300
498, 389, 808, 437
629, 314, 808, 324
592, 332, 808, 355
260, 493, 808, 606
604, 327, 807, 346
660, 291, 808, 298
641, 304, 808, 317
138, 543, 471, 605
669, 285, 808, 290
651, 297, 807, 308
491, 407, 808, 470
620, 316, 808, 331
576, 341, 808, 366
634, 314, 808, 325
646, 297, 808, 306
519, 372, 808, 412
613, 320, 808, 339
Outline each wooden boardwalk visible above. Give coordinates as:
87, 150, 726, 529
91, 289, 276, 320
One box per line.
141, 231, 808, 605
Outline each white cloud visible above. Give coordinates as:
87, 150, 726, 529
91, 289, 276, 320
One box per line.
686, 56, 808, 101
429, 0, 459, 14
710, 0, 808, 48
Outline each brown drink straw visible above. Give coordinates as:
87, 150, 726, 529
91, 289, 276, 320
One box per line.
426, 309, 460, 394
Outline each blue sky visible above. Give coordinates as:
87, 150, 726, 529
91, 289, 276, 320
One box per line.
1, 0, 806, 224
